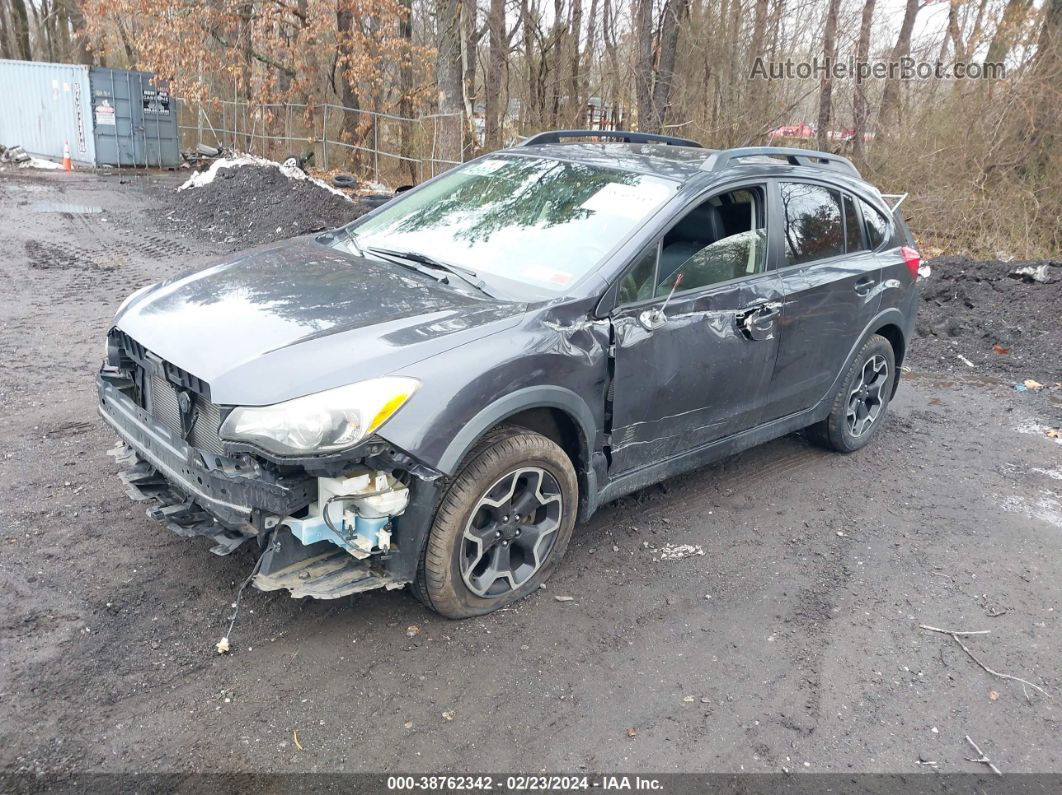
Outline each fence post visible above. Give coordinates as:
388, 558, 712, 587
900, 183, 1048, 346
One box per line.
322, 105, 329, 170
374, 115, 379, 182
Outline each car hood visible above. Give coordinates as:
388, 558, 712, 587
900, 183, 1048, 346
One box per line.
114, 237, 527, 405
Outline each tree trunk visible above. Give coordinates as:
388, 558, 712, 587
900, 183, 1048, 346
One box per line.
461, 0, 478, 139
0, 2, 13, 60
877, 0, 919, 132
816, 0, 841, 150
748, 0, 769, 136
10, 0, 31, 60
336, 4, 365, 168
1025, 0, 1061, 166
946, 0, 964, 61
852, 0, 876, 164
568, 0, 582, 126
436, 0, 465, 162
633, 0, 653, 130
549, 0, 563, 125
63, 0, 91, 63
602, 0, 620, 128
650, 0, 689, 132
986, 0, 1035, 63
398, 0, 415, 180
581, 0, 598, 126
485, 0, 506, 146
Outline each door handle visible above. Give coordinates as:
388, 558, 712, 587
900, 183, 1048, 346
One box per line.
737, 301, 781, 341
854, 277, 877, 296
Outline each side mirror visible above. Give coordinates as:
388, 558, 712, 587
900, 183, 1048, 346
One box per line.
638, 273, 683, 332
639, 308, 666, 331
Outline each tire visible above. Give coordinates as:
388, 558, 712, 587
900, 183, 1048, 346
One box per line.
807, 334, 896, 453
412, 426, 578, 618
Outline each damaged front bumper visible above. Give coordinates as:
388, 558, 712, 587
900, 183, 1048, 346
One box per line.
97, 373, 441, 599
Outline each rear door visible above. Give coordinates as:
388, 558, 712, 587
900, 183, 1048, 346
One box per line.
607, 183, 785, 473
762, 180, 883, 421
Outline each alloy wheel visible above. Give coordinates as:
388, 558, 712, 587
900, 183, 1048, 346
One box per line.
460, 467, 563, 598
846, 354, 889, 437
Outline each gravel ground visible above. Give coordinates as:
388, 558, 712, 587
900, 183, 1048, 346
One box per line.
1, 171, 1060, 781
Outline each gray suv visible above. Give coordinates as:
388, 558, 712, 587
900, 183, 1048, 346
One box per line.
98, 131, 920, 618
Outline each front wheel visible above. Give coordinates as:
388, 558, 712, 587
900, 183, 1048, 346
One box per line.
807, 334, 896, 452
412, 426, 578, 618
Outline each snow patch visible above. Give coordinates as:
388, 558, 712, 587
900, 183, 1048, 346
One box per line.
20, 156, 63, 170
1016, 421, 1062, 445
997, 493, 1062, 530
178, 153, 352, 201
658, 543, 706, 561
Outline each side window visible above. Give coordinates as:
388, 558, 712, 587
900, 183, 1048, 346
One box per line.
843, 194, 865, 252
617, 246, 657, 305
860, 198, 889, 249
653, 186, 767, 296
780, 182, 844, 265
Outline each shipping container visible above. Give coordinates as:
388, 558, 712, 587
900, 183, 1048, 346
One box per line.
0, 59, 180, 168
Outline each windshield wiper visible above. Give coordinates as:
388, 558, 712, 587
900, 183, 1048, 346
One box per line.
365, 246, 492, 297
342, 227, 364, 256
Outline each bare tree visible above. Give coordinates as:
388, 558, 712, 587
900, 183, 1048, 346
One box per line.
852, 0, 876, 163
816, 0, 841, 149
634, 0, 653, 128
10, 0, 32, 60
436, 0, 465, 160
568, 0, 582, 125
485, 0, 507, 146
399, 0, 416, 180
986, 0, 1035, 63
877, 0, 919, 131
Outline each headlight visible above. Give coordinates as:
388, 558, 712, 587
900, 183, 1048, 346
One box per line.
219, 377, 419, 456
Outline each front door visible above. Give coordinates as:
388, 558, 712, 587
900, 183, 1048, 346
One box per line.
607, 184, 784, 474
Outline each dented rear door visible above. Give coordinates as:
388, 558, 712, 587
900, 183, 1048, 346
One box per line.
608, 271, 784, 474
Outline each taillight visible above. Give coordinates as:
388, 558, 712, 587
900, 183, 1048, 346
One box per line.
900, 246, 921, 279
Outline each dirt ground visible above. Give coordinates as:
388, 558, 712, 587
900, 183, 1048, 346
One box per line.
1, 170, 1060, 779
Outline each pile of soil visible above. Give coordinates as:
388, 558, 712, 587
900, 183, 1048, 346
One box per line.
912, 256, 1061, 383
156, 163, 387, 250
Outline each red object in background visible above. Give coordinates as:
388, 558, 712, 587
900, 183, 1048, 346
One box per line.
768, 122, 814, 140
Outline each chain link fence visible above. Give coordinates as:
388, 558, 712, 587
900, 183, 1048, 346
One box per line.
177, 99, 465, 186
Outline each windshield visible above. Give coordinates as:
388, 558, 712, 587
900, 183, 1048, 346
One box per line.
345, 154, 678, 296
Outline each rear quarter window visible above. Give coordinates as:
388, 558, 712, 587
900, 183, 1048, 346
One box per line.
779, 182, 845, 265
859, 198, 890, 250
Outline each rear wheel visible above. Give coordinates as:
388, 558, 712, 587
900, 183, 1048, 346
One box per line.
807, 334, 895, 452
412, 426, 577, 618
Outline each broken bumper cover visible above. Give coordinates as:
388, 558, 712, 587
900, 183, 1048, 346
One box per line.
98, 377, 315, 550
98, 375, 442, 599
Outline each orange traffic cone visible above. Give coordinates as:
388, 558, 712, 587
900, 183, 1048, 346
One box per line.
62, 142, 72, 171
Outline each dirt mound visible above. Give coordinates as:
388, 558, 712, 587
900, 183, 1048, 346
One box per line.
156, 161, 387, 250
912, 256, 1061, 382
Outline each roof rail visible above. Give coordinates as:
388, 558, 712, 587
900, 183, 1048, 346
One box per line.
702, 146, 860, 178
518, 129, 703, 148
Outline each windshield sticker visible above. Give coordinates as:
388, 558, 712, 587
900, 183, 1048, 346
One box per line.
524, 265, 573, 286
580, 181, 672, 220
463, 158, 509, 176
